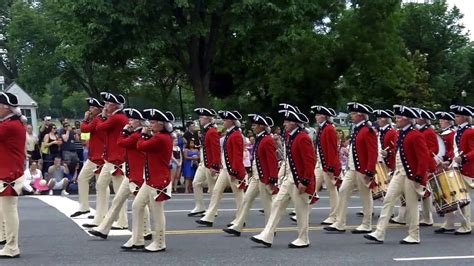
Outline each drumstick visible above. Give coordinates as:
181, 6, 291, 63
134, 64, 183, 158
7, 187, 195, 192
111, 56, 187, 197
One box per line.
448, 151, 464, 169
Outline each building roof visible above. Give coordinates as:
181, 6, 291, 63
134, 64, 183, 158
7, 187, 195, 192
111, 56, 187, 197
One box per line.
4, 82, 37, 108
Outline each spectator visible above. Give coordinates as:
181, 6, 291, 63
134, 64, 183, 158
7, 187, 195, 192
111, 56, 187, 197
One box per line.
248, 136, 255, 162
26, 124, 41, 161
58, 117, 69, 133
272, 127, 285, 165
38, 116, 52, 146
47, 157, 70, 196
67, 163, 80, 194
171, 137, 183, 193
176, 130, 185, 153
60, 122, 80, 171
73, 122, 85, 166
22, 161, 45, 195
243, 137, 251, 174
41, 124, 62, 173
338, 132, 349, 174
183, 121, 200, 147
183, 139, 200, 193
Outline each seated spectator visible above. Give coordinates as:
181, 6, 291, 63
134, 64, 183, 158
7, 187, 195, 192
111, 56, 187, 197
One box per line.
22, 161, 46, 195
67, 164, 80, 194
182, 139, 199, 193
47, 157, 70, 196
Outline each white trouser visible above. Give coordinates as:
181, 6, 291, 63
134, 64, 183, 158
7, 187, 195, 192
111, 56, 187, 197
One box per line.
95, 178, 151, 236
77, 159, 100, 212
440, 175, 472, 233
371, 172, 420, 242
316, 167, 338, 224
332, 170, 373, 230
0, 206, 5, 242
420, 195, 433, 224
93, 162, 128, 228
229, 174, 274, 232
191, 165, 217, 213
200, 170, 244, 223
128, 184, 166, 251
0, 197, 19, 256
253, 176, 311, 246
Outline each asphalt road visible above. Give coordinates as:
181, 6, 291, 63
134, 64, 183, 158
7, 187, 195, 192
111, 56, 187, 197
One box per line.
2, 190, 474, 265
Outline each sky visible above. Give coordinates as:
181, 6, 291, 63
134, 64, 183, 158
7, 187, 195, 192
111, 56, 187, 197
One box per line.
447, 0, 474, 39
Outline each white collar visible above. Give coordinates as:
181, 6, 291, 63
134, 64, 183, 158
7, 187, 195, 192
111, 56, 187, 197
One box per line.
319, 121, 327, 127
226, 126, 235, 132
203, 123, 211, 129
257, 131, 265, 138
459, 122, 469, 129
380, 124, 390, 131
290, 127, 299, 136
402, 124, 411, 131
354, 120, 366, 128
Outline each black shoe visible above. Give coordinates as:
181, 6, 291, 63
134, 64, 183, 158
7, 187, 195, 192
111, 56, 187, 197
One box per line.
143, 248, 166, 253
434, 228, 455, 234
399, 240, 419, 245
454, 231, 472, 235
70, 210, 90, 218
290, 216, 297, 223
87, 215, 94, 219
320, 221, 333, 225
288, 243, 309, 248
289, 211, 296, 216
144, 234, 153, 241
419, 222, 433, 227
88, 229, 108, 239
258, 209, 264, 214
250, 236, 271, 247
227, 222, 245, 228
0, 240, 5, 245
121, 245, 145, 251
364, 234, 383, 243
323, 226, 345, 233
111, 226, 129, 230
351, 229, 372, 234
82, 223, 98, 228
196, 220, 213, 227
356, 211, 374, 217
389, 218, 406, 225
0, 254, 20, 259
223, 228, 241, 237
187, 211, 205, 217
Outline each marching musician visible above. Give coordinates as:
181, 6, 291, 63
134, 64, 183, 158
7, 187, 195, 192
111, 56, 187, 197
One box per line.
83, 92, 129, 229
129, 108, 174, 252
196, 111, 245, 227
70, 97, 106, 218
0, 92, 25, 258
435, 105, 474, 235
324, 102, 377, 234
89, 108, 152, 243
414, 108, 438, 227
223, 114, 278, 236
188, 108, 221, 217
436, 111, 456, 163
365, 105, 430, 244
251, 104, 317, 248
311, 105, 341, 225
373, 109, 397, 172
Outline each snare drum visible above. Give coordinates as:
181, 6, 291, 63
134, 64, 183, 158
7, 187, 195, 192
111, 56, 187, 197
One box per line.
372, 163, 390, 200
429, 169, 470, 215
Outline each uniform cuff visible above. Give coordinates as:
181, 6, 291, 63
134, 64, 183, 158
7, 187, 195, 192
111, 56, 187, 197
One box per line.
122, 130, 131, 136
299, 178, 309, 186
414, 175, 423, 183
211, 164, 220, 171
327, 167, 335, 173
461, 155, 468, 165
228, 169, 238, 177
365, 170, 375, 178
269, 177, 278, 185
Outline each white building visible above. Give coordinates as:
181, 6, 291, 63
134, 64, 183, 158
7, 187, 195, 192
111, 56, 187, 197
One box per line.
5, 82, 39, 134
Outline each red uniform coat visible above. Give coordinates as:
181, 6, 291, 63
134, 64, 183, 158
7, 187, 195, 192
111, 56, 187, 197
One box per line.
254, 133, 278, 186
419, 125, 439, 173
137, 132, 173, 201
287, 128, 317, 196
350, 121, 378, 177
397, 126, 430, 186
223, 128, 246, 184
203, 125, 221, 170
96, 111, 128, 166
118, 129, 145, 187
379, 125, 398, 171
0, 115, 26, 196
81, 115, 106, 165
316, 122, 341, 176
456, 126, 474, 178
440, 127, 455, 162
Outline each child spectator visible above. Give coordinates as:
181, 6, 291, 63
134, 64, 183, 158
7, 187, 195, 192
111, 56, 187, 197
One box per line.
171, 137, 183, 193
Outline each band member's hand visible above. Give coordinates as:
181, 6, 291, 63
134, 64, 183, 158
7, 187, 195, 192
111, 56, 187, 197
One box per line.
380, 150, 388, 158
327, 172, 334, 179
210, 168, 219, 175
297, 183, 307, 194
84, 111, 91, 120
141, 127, 149, 134
454, 156, 462, 164
230, 175, 236, 181
363, 175, 372, 185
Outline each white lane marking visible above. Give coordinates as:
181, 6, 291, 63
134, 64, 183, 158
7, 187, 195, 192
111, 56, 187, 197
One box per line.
393, 255, 474, 261
30, 195, 132, 237
129, 205, 393, 214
